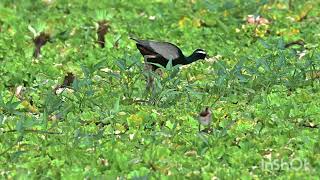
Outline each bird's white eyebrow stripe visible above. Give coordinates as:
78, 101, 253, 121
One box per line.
197, 51, 206, 54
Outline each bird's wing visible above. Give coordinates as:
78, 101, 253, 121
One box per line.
148, 41, 183, 60
132, 38, 159, 56
131, 38, 184, 60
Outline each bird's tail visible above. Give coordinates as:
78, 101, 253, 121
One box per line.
129, 36, 140, 42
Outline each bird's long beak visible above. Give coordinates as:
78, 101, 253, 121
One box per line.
205, 54, 211, 59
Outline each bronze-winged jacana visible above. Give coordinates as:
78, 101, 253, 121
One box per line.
131, 37, 207, 90
131, 37, 207, 70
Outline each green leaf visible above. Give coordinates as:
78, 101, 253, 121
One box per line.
113, 97, 120, 113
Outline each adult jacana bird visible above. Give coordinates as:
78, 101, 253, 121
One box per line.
131, 37, 207, 90
131, 37, 207, 70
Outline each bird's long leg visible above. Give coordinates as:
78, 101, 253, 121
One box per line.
33, 46, 41, 58
143, 55, 158, 92
144, 64, 154, 92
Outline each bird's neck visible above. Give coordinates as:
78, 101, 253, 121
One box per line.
185, 53, 200, 65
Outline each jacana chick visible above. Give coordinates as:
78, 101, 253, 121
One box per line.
198, 107, 212, 132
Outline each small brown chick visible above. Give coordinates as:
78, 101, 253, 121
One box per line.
61, 72, 75, 88
33, 32, 51, 58
198, 107, 212, 132
97, 20, 110, 48
53, 72, 75, 95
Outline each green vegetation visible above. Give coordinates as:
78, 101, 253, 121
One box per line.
0, 0, 320, 179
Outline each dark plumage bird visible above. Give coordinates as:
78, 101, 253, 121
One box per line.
198, 107, 212, 132
33, 32, 51, 58
97, 20, 110, 48
131, 37, 207, 70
